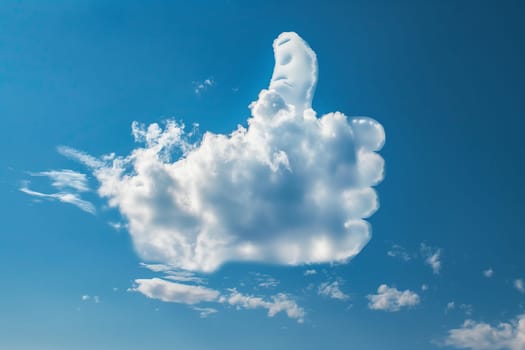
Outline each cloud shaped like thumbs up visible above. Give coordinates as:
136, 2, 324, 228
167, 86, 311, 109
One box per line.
52, 32, 386, 272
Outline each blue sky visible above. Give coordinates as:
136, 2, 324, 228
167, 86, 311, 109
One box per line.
2, 1, 525, 349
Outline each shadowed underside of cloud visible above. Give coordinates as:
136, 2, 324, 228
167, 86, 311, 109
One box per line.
51, 31, 384, 273
444, 314, 525, 350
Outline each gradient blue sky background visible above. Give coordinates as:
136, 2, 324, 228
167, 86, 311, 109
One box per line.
1, 1, 524, 349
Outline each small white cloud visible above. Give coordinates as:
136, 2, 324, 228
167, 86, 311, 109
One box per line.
221, 289, 305, 323
193, 77, 215, 95
514, 279, 525, 294
304, 269, 317, 276
444, 314, 525, 350
421, 284, 429, 291
367, 284, 420, 312
387, 244, 411, 261
192, 306, 218, 318
446, 301, 456, 314
133, 278, 219, 305
252, 273, 279, 289
421, 243, 442, 274
108, 221, 124, 231
483, 268, 494, 278
81, 294, 100, 303
318, 281, 349, 301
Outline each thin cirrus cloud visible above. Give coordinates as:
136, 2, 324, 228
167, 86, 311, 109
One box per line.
20, 184, 95, 214
30, 169, 90, 192
20, 169, 95, 214
36, 31, 385, 273
444, 314, 525, 350
367, 284, 420, 312
140, 263, 207, 284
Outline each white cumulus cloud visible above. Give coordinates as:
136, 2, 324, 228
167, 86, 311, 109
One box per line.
367, 284, 420, 312
444, 314, 525, 350
42, 32, 384, 273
